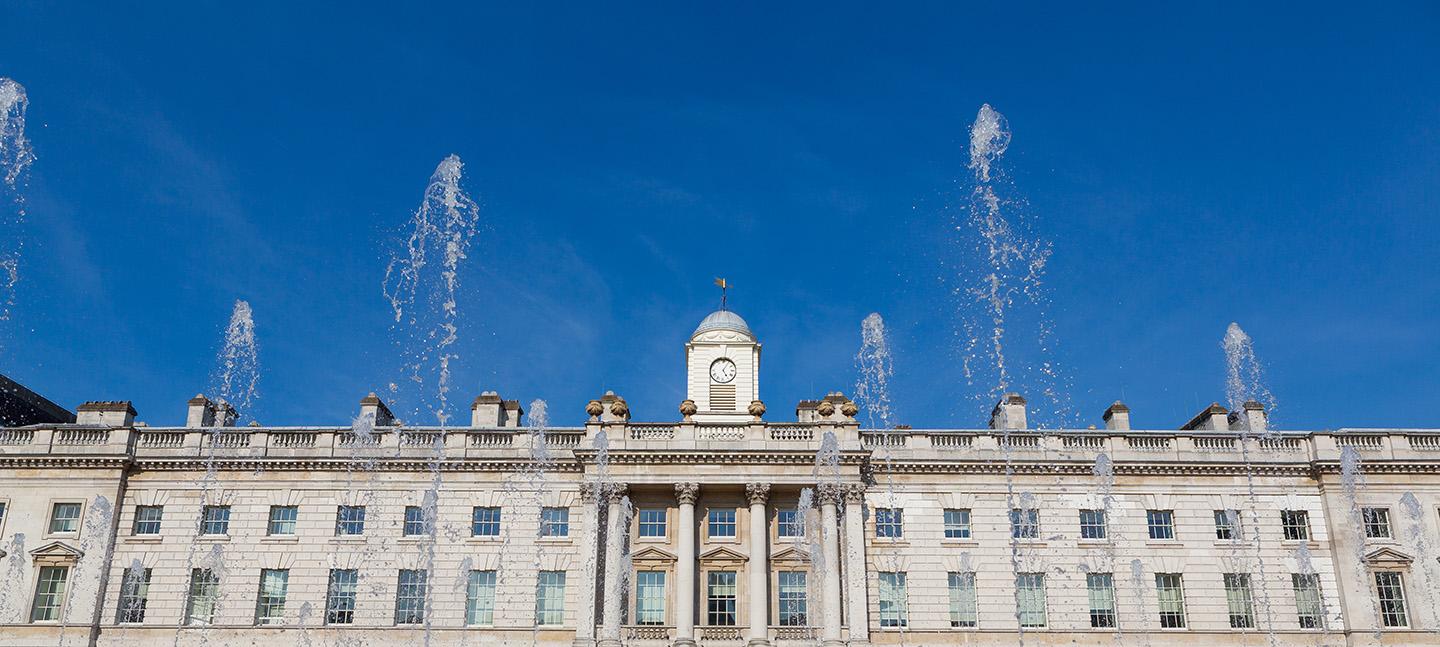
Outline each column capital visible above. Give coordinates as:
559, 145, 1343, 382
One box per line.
604, 482, 628, 504
675, 482, 700, 505
843, 483, 867, 504
816, 482, 844, 506
579, 481, 599, 503
745, 482, 771, 506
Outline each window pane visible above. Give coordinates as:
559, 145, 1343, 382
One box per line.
395, 570, 429, 624
336, 506, 366, 536
638, 509, 667, 537
636, 571, 666, 625
778, 571, 807, 626
1155, 573, 1186, 628
1214, 509, 1242, 540
876, 508, 903, 538
707, 571, 737, 625
1223, 573, 1255, 628
1147, 510, 1175, 540
185, 569, 220, 625
1087, 573, 1116, 628
1292, 573, 1324, 629
404, 506, 430, 536
133, 505, 163, 535
267, 506, 297, 536
1363, 508, 1392, 539
201, 505, 231, 536
325, 569, 358, 625
1010, 508, 1040, 539
30, 566, 69, 622
472, 507, 501, 537
1375, 572, 1408, 627
465, 570, 497, 625
117, 567, 152, 623
535, 571, 566, 626
948, 572, 977, 627
1079, 509, 1107, 540
541, 507, 570, 538
49, 503, 81, 533
879, 572, 908, 627
1281, 510, 1309, 541
1016, 573, 1047, 627
708, 509, 736, 538
777, 509, 805, 538
255, 569, 289, 625
944, 509, 972, 539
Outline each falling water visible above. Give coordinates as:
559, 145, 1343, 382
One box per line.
1128, 559, 1152, 647
796, 487, 821, 642
383, 155, 482, 426
0, 533, 25, 621
812, 434, 843, 639
1292, 543, 1334, 632
855, 313, 894, 429
211, 299, 260, 417
0, 78, 35, 342
1340, 446, 1383, 637
1400, 492, 1440, 631
1091, 454, 1122, 641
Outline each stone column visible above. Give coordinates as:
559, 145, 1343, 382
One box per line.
674, 483, 700, 647
818, 483, 844, 647
598, 483, 628, 647
574, 483, 601, 646
843, 484, 870, 645
746, 483, 772, 647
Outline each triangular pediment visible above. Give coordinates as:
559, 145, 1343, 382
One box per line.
631, 546, 678, 564
699, 546, 749, 564
29, 541, 83, 565
772, 545, 812, 564
1364, 547, 1414, 566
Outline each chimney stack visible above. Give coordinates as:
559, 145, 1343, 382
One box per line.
1102, 401, 1131, 431
359, 393, 396, 427
1228, 400, 1268, 432
471, 392, 523, 428
989, 393, 1028, 430
1181, 403, 1229, 431
75, 401, 136, 427
186, 395, 215, 427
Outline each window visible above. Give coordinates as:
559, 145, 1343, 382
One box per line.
335, 505, 366, 536
1363, 508, 1392, 539
466, 570, 497, 625
1223, 573, 1255, 628
267, 506, 297, 536
540, 507, 570, 538
875, 508, 903, 539
777, 509, 805, 538
472, 506, 501, 537
1147, 510, 1175, 540
403, 506, 429, 536
325, 569, 358, 625
395, 570, 428, 624
1087, 573, 1116, 628
878, 572, 909, 627
706, 571, 737, 625
778, 571, 807, 626
1154, 573, 1187, 628
1280, 510, 1310, 541
1010, 508, 1039, 539
185, 569, 220, 625
1292, 573, 1324, 629
1214, 509, 1242, 540
944, 509, 972, 539
116, 567, 152, 623
948, 572, 977, 628
708, 509, 736, 538
200, 505, 230, 536
49, 502, 81, 534
1375, 572, 1408, 627
1079, 509, 1107, 540
535, 571, 566, 625
133, 505, 163, 535
0, 501, 6, 527
1015, 573, 1047, 627
255, 569, 289, 625
636, 571, 666, 625
30, 566, 68, 622
638, 508, 667, 538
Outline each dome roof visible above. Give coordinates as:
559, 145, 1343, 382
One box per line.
693, 309, 754, 339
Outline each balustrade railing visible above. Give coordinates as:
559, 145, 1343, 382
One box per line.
1409, 435, 1440, 451
697, 425, 745, 441
629, 424, 676, 440
1193, 436, 1237, 452
0, 429, 35, 445
138, 431, 185, 448
768, 424, 815, 441
930, 434, 973, 449
1335, 434, 1384, 450
1061, 435, 1104, 450
1126, 436, 1171, 451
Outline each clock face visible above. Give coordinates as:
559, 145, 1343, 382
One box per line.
709, 358, 737, 383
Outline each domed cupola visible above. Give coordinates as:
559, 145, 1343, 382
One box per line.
692, 309, 754, 340
686, 309, 761, 423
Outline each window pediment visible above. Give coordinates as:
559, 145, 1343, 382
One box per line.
1364, 547, 1414, 567
29, 541, 83, 566
699, 546, 748, 566
631, 546, 678, 565
771, 546, 811, 565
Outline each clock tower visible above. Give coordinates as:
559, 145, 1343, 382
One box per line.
686, 309, 760, 423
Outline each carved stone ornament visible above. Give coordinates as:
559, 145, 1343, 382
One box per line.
745, 482, 771, 505
816, 401, 836, 417
843, 483, 867, 504
585, 400, 604, 419
675, 482, 700, 505
748, 400, 767, 419
609, 399, 630, 419
579, 481, 599, 502
816, 482, 844, 505
605, 483, 629, 503
679, 399, 698, 418
841, 401, 858, 418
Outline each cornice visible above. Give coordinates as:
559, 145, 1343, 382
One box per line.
0, 456, 131, 469
129, 458, 585, 473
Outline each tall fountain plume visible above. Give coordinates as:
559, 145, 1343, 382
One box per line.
0, 78, 36, 337
210, 299, 260, 416
855, 313, 895, 429
383, 155, 482, 426
1223, 322, 1276, 433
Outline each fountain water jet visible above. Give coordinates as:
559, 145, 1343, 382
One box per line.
0, 78, 35, 344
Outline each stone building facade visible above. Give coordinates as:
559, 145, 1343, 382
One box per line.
1, 310, 1438, 646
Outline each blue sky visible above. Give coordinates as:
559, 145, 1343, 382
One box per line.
1, 2, 1436, 429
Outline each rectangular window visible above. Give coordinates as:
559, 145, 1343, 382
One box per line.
185, 569, 220, 625
535, 571, 566, 626
1375, 572, 1408, 627
777, 509, 805, 538
778, 571, 807, 626
1280, 510, 1310, 540
403, 505, 428, 536
875, 508, 903, 539
255, 569, 289, 625
1223, 573, 1256, 629
1079, 509, 1107, 540
948, 572, 977, 628
540, 507, 570, 538
395, 569, 428, 624
465, 570, 497, 625
325, 569, 358, 625
1155, 573, 1187, 628
1087, 573, 1116, 628
1214, 509, 1242, 540
944, 509, 972, 539
706, 571, 737, 625
116, 567, 152, 623
638, 508, 667, 538
0, 501, 6, 527
878, 572, 909, 627
1363, 508, 1392, 539
636, 571, 666, 625
1010, 508, 1039, 539
267, 505, 297, 536
1147, 509, 1175, 540
472, 506, 501, 537
335, 505, 366, 536
133, 505, 163, 535
708, 509, 736, 538
49, 502, 81, 534
29, 566, 68, 622
200, 505, 230, 536
1016, 573, 1047, 628
1292, 573, 1324, 629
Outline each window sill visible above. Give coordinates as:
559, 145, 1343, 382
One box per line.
872, 539, 910, 547
1146, 540, 1182, 547
195, 535, 230, 542
330, 536, 367, 543
467, 536, 503, 543
261, 536, 299, 543
125, 535, 163, 543
707, 536, 739, 544
1077, 538, 1109, 544
941, 539, 979, 547
537, 537, 573, 544
636, 536, 669, 544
